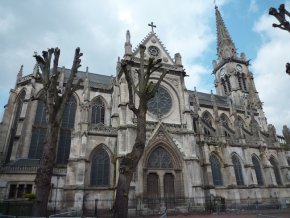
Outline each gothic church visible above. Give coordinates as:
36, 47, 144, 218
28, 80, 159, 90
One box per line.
1, 7, 290, 212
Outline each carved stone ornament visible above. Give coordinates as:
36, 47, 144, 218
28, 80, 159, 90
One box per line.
166, 77, 179, 89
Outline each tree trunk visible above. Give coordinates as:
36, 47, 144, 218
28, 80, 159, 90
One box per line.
113, 104, 146, 218
32, 122, 59, 216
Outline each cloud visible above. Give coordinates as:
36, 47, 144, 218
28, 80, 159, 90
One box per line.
249, 0, 258, 13
252, 13, 290, 134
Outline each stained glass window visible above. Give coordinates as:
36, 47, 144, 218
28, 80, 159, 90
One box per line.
147, 147, 173, 169
92, 97, 105, 124
29, 99, 47, 159
252, 156, 264, 185
232, 154, 244, 186
147, 86, 172, 116
91, 147, 110, 186
57, 97, 76, 164
269, 157, 282, 185
210, 154, 223, 186
6, 91, 26, 162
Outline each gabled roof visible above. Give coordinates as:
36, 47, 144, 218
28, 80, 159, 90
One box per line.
132, 31, 175, 65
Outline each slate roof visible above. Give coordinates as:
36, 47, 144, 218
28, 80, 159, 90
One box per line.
188, 90, 229, 108
60, 68, 115, 90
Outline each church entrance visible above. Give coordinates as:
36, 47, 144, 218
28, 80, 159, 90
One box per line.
145, 145, 181, 209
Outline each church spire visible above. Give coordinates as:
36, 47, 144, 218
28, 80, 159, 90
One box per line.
215, 6, 237, 60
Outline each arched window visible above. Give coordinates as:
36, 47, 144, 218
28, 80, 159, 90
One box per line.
269, 157, 282, 185
232, 154, 244, 186
6, 91, 26, 162
287, 157, 290, 166
237, 72, 243, 90
221, 78, 227, 94
202, 111, 213, 127
91, 147, 110, 186
220, 114, 231, 128
91, 97, 105, 124
29, 100, 47, 159
210, 154, 223, 186
56, 96, 77, 164
147, 147, 173, 169
242, 74, 247, 91
225, 75, 231, 92
252, 156, 264, 185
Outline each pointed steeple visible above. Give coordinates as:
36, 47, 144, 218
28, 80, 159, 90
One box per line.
215, 6, 237, 60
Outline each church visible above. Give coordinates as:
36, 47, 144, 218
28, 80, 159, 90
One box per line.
0, 6, 290, 214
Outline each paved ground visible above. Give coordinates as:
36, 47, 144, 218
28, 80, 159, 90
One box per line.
147, 209, 290, 218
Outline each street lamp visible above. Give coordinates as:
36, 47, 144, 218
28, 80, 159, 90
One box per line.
269, 4, 290, 76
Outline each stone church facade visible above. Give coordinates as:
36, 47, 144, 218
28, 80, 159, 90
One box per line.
0, 7, 290, 212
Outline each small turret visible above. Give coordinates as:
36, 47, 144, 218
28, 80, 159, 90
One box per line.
15, 65, 23, 88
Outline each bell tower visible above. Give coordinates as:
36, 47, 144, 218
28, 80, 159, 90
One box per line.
212, 6, 260, 107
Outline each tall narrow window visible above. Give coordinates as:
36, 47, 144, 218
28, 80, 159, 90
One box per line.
91, 147, 110, 186
269, 157, 282, 185
29, 100, 47, 159
91, 97, 105, 124
56, 97, 76, 164
237, 73, 243, 90
242, 74, 247, 91
6, 91, 26, 162
225, 75, 231, 92
210, 154, 223, 186
287, 157, 290, 166
252, 156, 264, 185
221, 78, 227, 94
232, 154, 244, 186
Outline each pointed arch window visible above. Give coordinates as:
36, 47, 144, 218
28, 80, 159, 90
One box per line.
147, 147, 173, 169
56, 96, 76, 164
269, 157, 282, 185
6, 91, 26, 162
91, 147, 110, 186
220, 114, 231, 128
91, 97, 105, 124
221, 78, 227, 94
225, 75, 231, 92
202, 111, 213, 127
242, 74, 247, 91
237, 72, 243, 90
210, 154, 223, 186
28, 100, 46, 159
252, 156, 264, 186
232, 154, 244, 186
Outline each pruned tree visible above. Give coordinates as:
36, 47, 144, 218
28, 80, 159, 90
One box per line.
269, 4, 290, 76
113, 44, 167, 218
31, 47, 83, 216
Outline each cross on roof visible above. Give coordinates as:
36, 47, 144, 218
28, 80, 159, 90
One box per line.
148, 22, 156, 32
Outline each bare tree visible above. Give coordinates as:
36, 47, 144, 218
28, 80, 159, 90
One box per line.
269, 4, 290, 75
113, 44, 167, 218
31, 48, 83, 216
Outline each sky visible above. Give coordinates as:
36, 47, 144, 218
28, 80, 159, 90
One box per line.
0, 0, 290, 134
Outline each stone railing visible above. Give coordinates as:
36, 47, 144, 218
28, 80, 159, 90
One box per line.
89, 123, 118, 135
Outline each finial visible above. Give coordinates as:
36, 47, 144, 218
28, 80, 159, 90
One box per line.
148, 22, 157, 32
18, 65, 23, 77
126, 30, 131, 43
86, 66, 89, 73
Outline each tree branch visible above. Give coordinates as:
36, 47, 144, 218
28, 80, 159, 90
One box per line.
147, 70, 168, 100
121, 60, 138, 115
